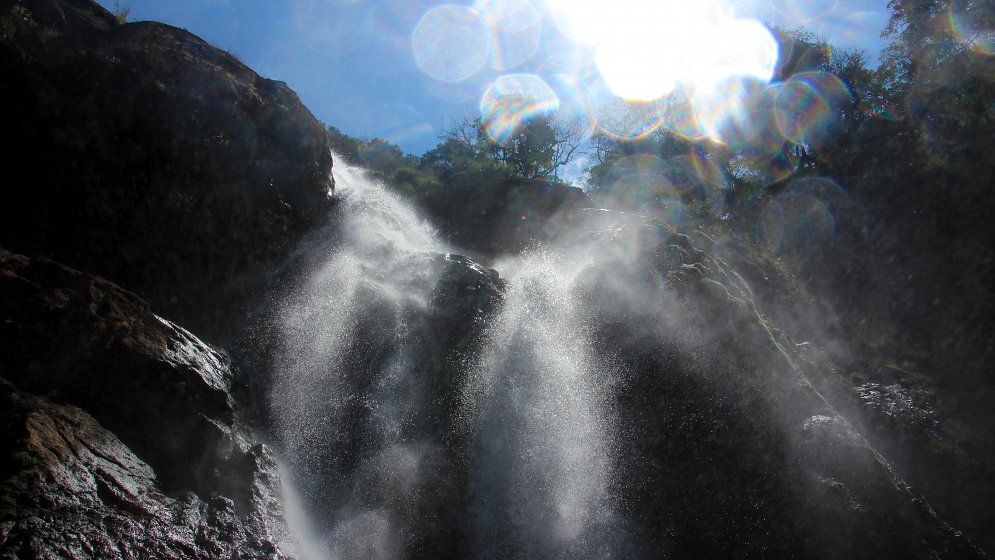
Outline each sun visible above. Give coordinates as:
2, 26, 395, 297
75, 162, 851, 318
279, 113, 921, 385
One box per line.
546, 0, 778, 100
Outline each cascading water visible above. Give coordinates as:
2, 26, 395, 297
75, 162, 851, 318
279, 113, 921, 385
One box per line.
268, 156, 621, 559
270, 158, 450, 559
259, 155, 973, 560
462, 250, 623, 558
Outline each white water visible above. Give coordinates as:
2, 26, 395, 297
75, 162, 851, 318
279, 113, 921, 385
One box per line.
271, 159, 446, 559
270, 157, 619, 559
463, 250, 621, 558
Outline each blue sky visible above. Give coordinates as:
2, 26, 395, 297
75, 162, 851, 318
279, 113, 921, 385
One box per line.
96, 0, 892, 157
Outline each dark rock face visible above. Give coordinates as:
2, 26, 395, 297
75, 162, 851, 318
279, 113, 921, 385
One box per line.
0, 0, 334, 342
426, 253, 506, 384
567, 223, 985, 559
416, 178, 591, 255
0, 248, 291, 558
256, 247, 504, 476
855, 383, 939, 437
688, 229, 995, 556
0, 381, 289, 559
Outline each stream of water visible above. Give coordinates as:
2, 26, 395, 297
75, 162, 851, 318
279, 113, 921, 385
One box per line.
269, 157, 620, 559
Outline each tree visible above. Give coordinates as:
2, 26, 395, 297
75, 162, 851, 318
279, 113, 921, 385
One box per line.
427, 100, 585, 182
112, 1, 130, 24
325, 126, 362, 164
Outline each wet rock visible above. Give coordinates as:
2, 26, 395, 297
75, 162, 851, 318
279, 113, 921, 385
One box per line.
0, 380, 290, 559
0, 0, 334, 341
242, 247, 503, 558
855, 383, 938, 437
0, 248, 291, 557
428, 253, 506, 380
415, 177, 591, 255
567, 220, 986, 559
1, 248, 229, 492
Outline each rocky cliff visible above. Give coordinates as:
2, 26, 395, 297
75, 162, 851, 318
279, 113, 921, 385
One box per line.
0, 0, 335, 555
415, 176, 591, 255
0, 0, 334, 342
0, 248, 291, 558
564, 220, 985, 558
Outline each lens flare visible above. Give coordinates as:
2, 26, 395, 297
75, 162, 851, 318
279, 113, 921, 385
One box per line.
547, 0, 603, 45
606, 154, 668, 183
489, 22, 541, 71
381, 0, 439, 30
666, 154, 725, 212
475, 0, 543, 70
772, 71, 852, 147
799, 70, 853, 107
592, 0, 714, 100
548, 73, 598, 138
768, 0, 840, 25
949, 6, 995, 56
475, 0, 539, 31
690, 142, 729, 190
733, 150, 796, 186
594, 96, 667, 141
412, 5, 490, 82
772, 80, 830, 145
761, 177, 848, 259
480, 74, 560, 145
595, 36, 681, 101
660, 95, 709, 141
601, 155, 686, 221
692, 19, 779, 91
693, 76, 780, 153
548, 0, 778, 101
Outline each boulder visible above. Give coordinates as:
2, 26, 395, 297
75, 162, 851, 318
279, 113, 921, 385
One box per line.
0, 0, 334, 342
0, 380, 290, 559
416, 177, 591, 255
0, 248, 291, 557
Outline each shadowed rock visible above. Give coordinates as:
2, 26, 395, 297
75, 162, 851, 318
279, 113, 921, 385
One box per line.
568, 223, 986, 559
0, 380, 289, 559
0, 248, 291, 557
415, 177, 591, 255
0, 0, 334, 342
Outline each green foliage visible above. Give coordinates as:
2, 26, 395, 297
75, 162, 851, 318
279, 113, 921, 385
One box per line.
491, 118, 558, 179
359, 138, 411, 179
324, 126, 440, 195
1, 4, 37, 39
325, 126, 363, 164
426, 107, 583, 182
325, 100, 584, 210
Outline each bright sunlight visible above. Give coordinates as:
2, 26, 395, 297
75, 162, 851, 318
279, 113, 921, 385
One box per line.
547, 0, 778, 100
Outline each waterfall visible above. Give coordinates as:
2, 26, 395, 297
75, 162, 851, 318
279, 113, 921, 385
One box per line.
269, 158, 448, 559
268, 156, 621, 559
258, 154, 961, 560
462, 250, 622, 558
